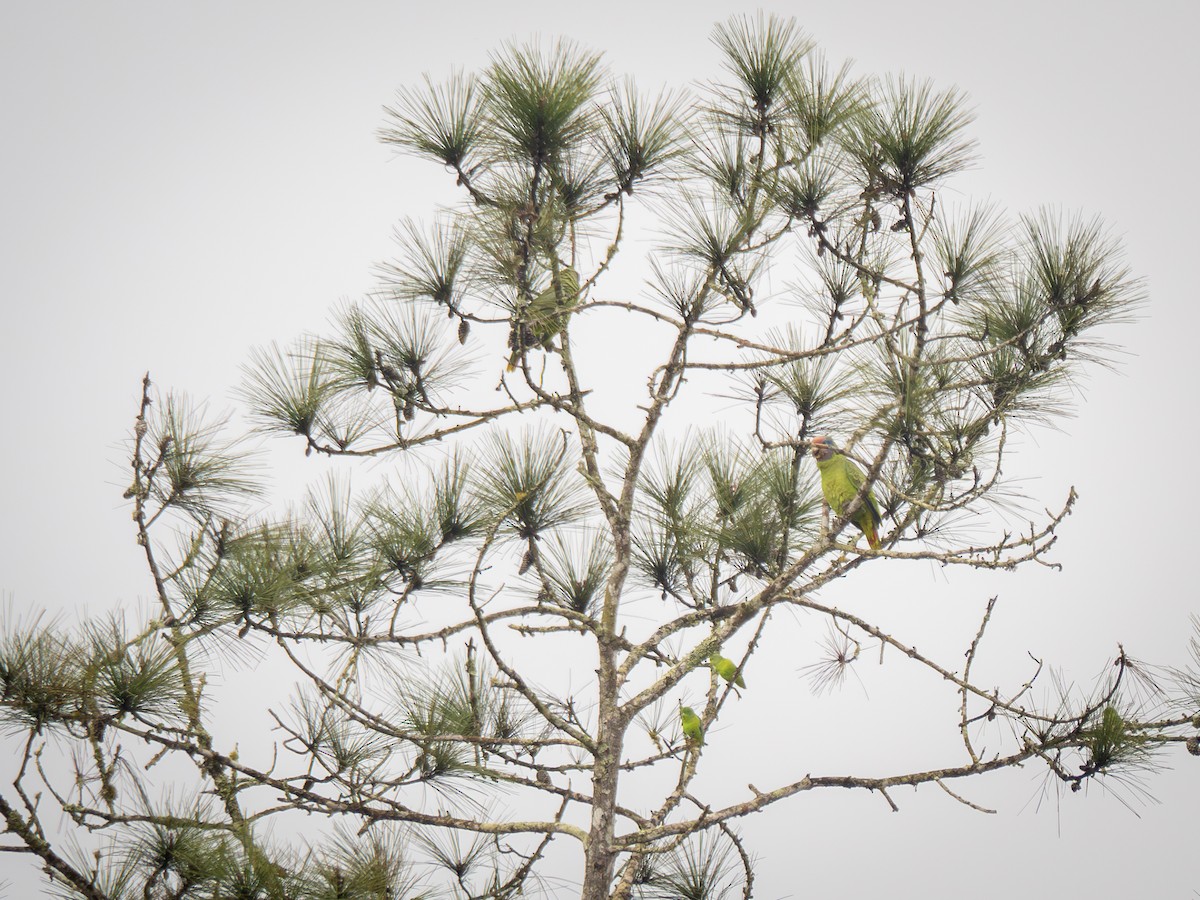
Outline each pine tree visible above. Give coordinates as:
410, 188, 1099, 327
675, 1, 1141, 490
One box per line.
3, 15, 1198, 899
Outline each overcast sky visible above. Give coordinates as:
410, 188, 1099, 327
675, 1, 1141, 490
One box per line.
2, 1, 1198, 897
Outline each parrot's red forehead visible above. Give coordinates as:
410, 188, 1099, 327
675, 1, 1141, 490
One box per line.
811, 435, 836, 456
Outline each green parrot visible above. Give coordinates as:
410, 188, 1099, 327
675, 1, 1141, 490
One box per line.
507, 265, 581, 371
709, 652, 745, 688
810, 435, 882, 549
679, 705, 704, 747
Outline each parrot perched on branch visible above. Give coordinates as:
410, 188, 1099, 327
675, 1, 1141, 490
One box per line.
679, 705, 704, 747
507, 265, 581, 371
709, 652, 745, 688
810, 435, 882, 550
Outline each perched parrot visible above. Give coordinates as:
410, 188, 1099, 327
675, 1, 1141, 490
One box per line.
709, 652, 746, 688
507, 266, 581, 371
810, 435, 882, 550
679, 705, 704, 746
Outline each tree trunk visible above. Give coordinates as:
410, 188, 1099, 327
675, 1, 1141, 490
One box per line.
580, 638, 623, 899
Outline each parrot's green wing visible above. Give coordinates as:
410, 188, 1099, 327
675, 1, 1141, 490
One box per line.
709, 653, 746, 688
841, 454, 864, 491
834, 455, 881, 527
508, 267, 581, 370
527, 267, 580, 345
679, 706, 704, 746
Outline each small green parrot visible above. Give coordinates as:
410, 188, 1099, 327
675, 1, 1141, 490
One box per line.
810, 435, 882, 549
709, 652, 745, 688
679, 705, 704, 747
507, 266, 581, 371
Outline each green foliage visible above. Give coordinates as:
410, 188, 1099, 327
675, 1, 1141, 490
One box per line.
128, 821, 224, 893
635, 831, 744, 900
712, 13, 813, 124
540, 530, 612, 613
600, 80, 690, 193
843, 75, 976, 192
86, 619, 185, 722
145, 395, 260, 519
1086, 706, 1130, 771
290, 692, 391, 780
759, 337, 860, 422
786, 54, 863, 151
398, 655, 537, 781
0, 620, 82, 732
378, 218, 473, 311
634, 436, 818, 594
242, 341, 347, 442
310, 825, 428, 900
202, 522, 321, 621
476, 427, 590, 540
381, 70, 481, 170
483, 39, 605, 165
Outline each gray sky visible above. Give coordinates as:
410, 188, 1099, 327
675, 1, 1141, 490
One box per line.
2, 1, 1198, 896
